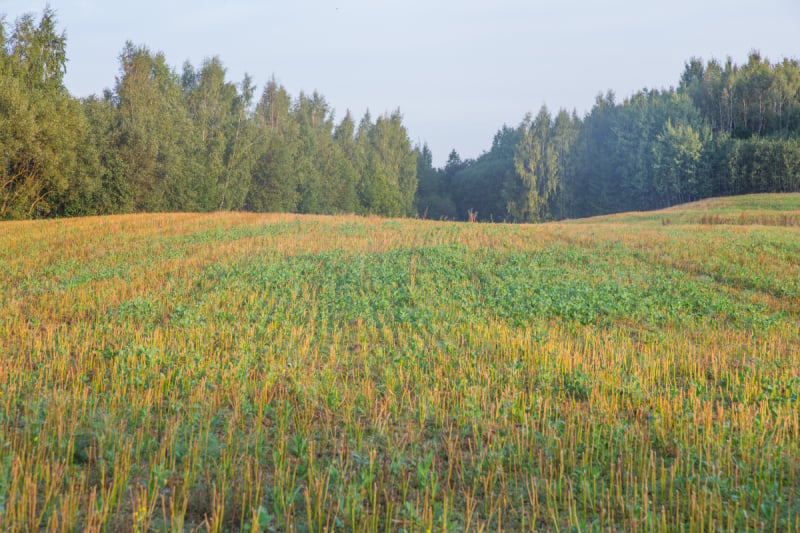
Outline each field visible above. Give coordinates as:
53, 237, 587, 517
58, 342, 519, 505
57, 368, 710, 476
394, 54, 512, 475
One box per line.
1, 194, 799, 532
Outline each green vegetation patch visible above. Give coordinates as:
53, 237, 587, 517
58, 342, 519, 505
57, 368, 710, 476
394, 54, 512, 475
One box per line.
1, 195, 799, 531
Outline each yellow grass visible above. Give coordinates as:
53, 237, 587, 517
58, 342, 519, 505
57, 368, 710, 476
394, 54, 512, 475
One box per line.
1, 194, 798, 531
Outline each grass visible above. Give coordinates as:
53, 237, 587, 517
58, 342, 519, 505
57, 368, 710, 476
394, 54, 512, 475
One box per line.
0, 193, 799, 532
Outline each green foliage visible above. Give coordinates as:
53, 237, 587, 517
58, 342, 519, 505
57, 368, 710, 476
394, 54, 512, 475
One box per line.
80, 95, 132, 213
513, 106, 561, 222
422, 55, 800, 223
112, 42, 202, 212
182, 59, 256, 210
0, 9, 97, 219
1, 196, 799, 530
244, 81, 417, 217
2, 9, 799, 223
680, 52, 800, 138
3, 9, 420, 220
330, 111, 361, 214
653, 118, 708, 206
246, 78, 298, 212
726, 136, 800, 194
415, 143, 458, 219
357, 110, 418, 217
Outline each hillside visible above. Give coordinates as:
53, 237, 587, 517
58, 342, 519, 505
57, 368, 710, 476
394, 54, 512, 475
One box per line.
0, 194, 798, 531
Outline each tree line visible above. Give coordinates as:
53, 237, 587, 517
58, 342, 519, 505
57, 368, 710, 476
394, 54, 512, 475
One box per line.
418, 52, 800, 222
2, 10, 799, 222
1, 10, 416, 220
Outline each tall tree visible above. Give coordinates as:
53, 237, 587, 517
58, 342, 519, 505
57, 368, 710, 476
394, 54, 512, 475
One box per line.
356, 110, 417, 216
182, 58, 255, 210
246, 77, 299, 212
113, 42, 201, 211
0, 9, 96, 219
330, 111, 360, 213
549, 109, 580, 218
512, 106, 559, 221
653, 118, 706, 206
415, 143, 457, 219
81, 93, 131, 213
293, 90, 333, 213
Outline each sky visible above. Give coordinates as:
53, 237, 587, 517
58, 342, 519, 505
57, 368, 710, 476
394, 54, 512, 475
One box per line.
3, 0, 800, 166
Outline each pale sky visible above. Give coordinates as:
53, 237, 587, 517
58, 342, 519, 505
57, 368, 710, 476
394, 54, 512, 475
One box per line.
3, 1, 799, 166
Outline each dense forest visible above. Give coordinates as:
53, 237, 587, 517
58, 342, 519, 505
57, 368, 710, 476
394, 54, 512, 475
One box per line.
418, 56, 800, 221
1, 10, 417, 220
2, 10, 800, 221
